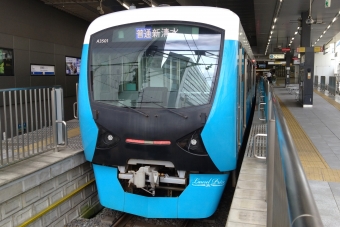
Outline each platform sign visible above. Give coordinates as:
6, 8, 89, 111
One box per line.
297, 47, 305, 53
314, 46, 323, 52
297, 46, 323, 53
268, 61, 286, 65
325, 0, 331, 8
31, 64, 55, 76
269, 54, 285, 59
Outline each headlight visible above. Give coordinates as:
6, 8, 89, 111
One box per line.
96, 125, 120, 149
176, 128, 208, 156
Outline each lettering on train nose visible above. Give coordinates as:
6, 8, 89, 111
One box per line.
192, 178, 226, 187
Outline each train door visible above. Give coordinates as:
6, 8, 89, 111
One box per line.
236, 44, 242, 151
243, 56, 248, 131
238, 47, 245, 147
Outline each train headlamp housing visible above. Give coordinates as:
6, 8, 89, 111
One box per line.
96, 125, 120, 149
176, 128, 208, 156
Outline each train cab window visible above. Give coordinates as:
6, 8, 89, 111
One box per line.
89, 23, 222, 109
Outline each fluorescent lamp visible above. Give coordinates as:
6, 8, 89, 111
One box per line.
272, 25, 275, 29
294, 31, 297, 35
332, 17, 337, 23
274, 18, 277, 23
292, 37, 294, 40
122, 3, 129, 9
327, 25, 331, 29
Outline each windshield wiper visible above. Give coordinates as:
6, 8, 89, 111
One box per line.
96, 100, 148, 117
132, 101, 187, 119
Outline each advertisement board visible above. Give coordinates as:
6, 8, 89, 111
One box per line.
0, 47, 14, 76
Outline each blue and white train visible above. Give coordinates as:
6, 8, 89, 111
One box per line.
78, 6, 256, 218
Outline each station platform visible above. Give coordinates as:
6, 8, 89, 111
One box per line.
227, 87, 340, 227
0, 120, 100, 227
275, 87, 340, 226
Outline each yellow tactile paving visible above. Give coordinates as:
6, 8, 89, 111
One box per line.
12, 127, 80, 153
277, 97, 340, 182
314, 89, 340, 111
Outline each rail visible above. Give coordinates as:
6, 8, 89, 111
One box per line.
260, 78, 324, 227
0, 86, 67, 168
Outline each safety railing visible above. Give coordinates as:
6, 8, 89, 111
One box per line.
314, 75, 319, 89
0, 86, 67, 168
73, 83, 78, 119
328, 76, 336, 96
258, 79, 266, 121
320, 76, 326, 91
260, 79, 324, 227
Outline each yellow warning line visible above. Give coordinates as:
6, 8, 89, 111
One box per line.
18, 179, 95, 227
277, 97, 340, 182
314, 89, 340, 111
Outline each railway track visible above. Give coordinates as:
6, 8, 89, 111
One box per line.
110, 213, 194, 227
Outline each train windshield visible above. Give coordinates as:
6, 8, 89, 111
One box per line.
89, 23, 222, 109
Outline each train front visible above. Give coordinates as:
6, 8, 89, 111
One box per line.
79, 11, 238, 218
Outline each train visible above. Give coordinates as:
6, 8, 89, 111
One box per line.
78, 6, 256, 218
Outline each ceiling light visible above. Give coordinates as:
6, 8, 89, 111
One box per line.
323, 31, 326, 34
292, 38, 294, 40
317, 39, 319, 41
271, 31, 273, 34
294, 31, 298, 35
272, 25, 275, 29
327, 25, 331, 29
332, 17, 337, 23
320, 35, 323, 38
289, 44, 291, 46
122, 3, 129, 9
152, 4, 156, 7
274, 18, 277, 23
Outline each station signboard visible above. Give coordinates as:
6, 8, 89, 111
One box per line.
31, 64, 55, 76
268, 61, 286, 65
269, 54, 285, 59
296, 46, 323, 53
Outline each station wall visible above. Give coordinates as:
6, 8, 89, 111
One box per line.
314, 52, 334, 85
0, 0, 90, 121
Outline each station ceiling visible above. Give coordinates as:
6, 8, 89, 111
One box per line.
40, 0, 340, 59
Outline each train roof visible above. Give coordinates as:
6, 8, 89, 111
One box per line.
84, 6, 254, 60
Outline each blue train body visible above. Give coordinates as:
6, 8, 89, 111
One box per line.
78, 6, 256, 218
